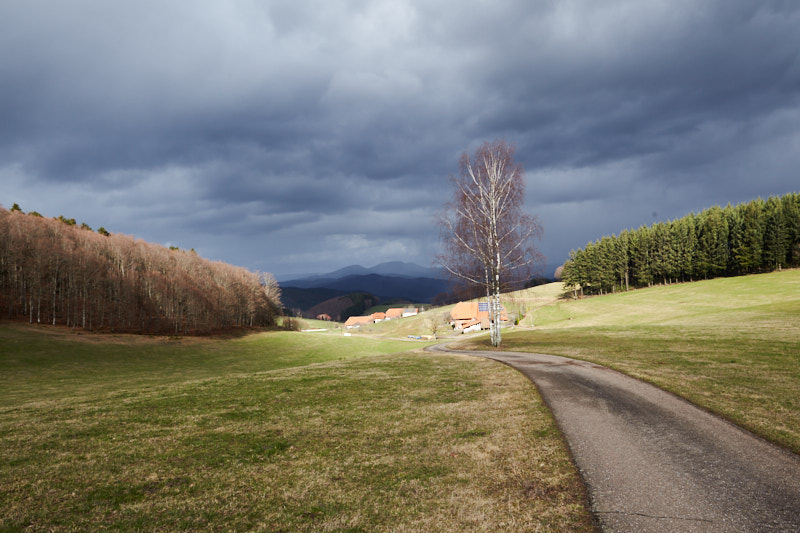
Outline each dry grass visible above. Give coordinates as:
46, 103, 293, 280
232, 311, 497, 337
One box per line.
0, 327, 594, 531
0, 323, 427, 407
453, 270, 800, 454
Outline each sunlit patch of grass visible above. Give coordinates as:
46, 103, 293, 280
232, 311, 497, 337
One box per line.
0, 352, 594, 531
0, 324, 429, 407
453, 270, 800, 454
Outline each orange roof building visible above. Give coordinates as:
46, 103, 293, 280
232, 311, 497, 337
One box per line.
344, 316, 374, 328
385, 308, 404, 319
450, 301, 508, 330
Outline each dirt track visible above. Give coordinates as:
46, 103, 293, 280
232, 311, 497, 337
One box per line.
428, 344, 800, 532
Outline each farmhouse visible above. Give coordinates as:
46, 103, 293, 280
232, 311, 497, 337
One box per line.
385, 308, 405, 319
344, 308, 418, 328
384, 307, 419, 319
450, 301, 508, 332
316, 313, 332, 321
344, 316, 373, 329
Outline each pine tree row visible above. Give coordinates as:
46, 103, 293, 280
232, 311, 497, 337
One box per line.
1, 205, 282, 334
562, 193, 800, 297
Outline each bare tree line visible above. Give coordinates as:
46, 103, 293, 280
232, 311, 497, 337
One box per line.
0, 206, 281, 334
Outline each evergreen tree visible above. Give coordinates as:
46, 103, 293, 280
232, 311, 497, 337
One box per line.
650, 222, 671, 284
616, 229, 631, 291
629, 225, 653, 287
697, 205, 729, 278
678, 214, 698, 281
561, 192, 797, 298
583, 241, 600, 294
597, 237, 617, 293
561, 251, 582, 298
729, 200, 764, 274
781, 193, 800, 266
762, 196, 788, 269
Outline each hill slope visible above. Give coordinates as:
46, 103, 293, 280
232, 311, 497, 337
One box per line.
455, 269, 800, 454
276, 261, 446, 282
530, 269, 800, 331
281, 273, 450, 306
279, 286, 350, 313
0, 206, 280, 334
0, 325, 592, 531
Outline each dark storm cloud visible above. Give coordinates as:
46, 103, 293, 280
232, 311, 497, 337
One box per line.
2, 0, 800, 275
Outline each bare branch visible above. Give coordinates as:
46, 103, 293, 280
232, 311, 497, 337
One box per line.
436, 140, 543, 346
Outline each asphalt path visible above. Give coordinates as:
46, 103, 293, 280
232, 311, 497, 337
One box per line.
427, 344, 800, 532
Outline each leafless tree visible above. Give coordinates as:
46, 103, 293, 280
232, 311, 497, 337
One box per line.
437, 140, 542, 346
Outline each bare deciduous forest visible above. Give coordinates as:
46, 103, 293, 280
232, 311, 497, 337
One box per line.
0, 206, 281, 334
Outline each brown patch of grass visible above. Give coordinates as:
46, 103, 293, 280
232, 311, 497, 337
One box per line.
458, 323, 800, 453
0, 347, 595, 531
452, 272, 800, 454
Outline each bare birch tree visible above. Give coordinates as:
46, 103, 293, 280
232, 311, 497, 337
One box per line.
438, 140, 542, 346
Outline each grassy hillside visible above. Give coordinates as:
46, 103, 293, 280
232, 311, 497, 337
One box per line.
279, 286, 348, 312
0, 324, 422, 407
454, 269, 800, 453
351, 283, 566, 339
0, 324, 593, 531
528, 270, 800, 330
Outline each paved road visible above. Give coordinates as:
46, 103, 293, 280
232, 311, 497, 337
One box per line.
427, 344, 800, 532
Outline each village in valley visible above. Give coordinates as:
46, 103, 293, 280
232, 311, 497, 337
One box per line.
338, 300, 509, 334
339, 307, 420, 329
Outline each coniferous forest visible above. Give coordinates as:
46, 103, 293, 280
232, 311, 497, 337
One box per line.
562, 193, 800, 297
0, 205, 282, 334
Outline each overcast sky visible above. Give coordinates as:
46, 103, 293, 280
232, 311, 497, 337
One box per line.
2, 1, 799, 279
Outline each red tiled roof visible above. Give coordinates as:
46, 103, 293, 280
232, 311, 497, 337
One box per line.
450, 301, 508, 322
451, 302, 479, 320
344, 316, 373, 327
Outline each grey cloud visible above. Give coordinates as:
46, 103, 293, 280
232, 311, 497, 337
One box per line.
2, 0, 800, 275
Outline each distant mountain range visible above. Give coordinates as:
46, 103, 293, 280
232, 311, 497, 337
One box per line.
277, 260, 562, 314
276, 261, 446, 283
284, 273, 449, 299
278, 262, 450, 313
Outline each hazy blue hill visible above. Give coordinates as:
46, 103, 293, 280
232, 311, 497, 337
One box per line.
369, 261, 446, 279
282, 261, 447, 283
279, 287, 349, 312
279, 258, 559, 311
320, 274, 448, 302
280, 271, 450, 309
314, 264, 372, 279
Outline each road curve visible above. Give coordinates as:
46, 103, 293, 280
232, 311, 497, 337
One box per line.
427, 343, 800, 532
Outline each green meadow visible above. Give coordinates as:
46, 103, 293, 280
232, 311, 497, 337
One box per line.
0, 326, 427, 407
7, 269, 795, 530
455, 269, 800, 454
0, 324, 593, 532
